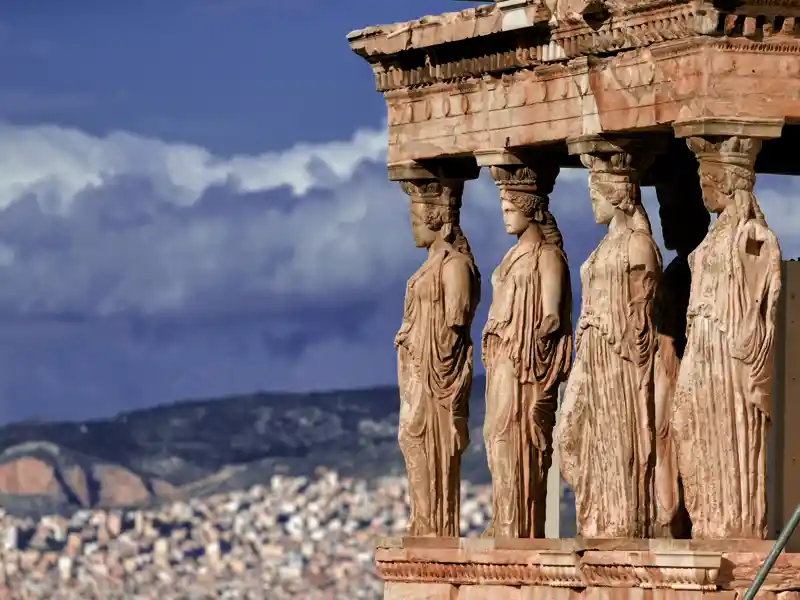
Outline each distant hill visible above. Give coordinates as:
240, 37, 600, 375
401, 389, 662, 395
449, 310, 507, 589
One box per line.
0, 377, 484, 507
0, 375, 576, 532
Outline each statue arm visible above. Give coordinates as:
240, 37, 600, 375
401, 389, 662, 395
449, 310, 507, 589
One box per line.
537, 248, 566, 339
628, 232, 660, 305
731, 222, 782, 415
442, 257, 474, 330
621, 232, 660, 365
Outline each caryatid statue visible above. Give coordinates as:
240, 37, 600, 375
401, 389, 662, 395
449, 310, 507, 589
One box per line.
556, 149, 662, 538
394, 179, 481, 537
650, 153, 710, 539
482, 160, 572, 538
671, 136, 781, 539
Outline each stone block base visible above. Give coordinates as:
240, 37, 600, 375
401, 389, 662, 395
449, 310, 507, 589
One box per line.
377, 538, 800, 600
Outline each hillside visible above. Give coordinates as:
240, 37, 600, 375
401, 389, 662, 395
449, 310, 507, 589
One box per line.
0, 377, 493, 514
0, 375, 577, 535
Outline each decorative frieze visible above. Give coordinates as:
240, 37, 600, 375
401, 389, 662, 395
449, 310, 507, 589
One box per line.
374, 539, 800, 592
369, 2, 707, 92
351, 0, 800, 94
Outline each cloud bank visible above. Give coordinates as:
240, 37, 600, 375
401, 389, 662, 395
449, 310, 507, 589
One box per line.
0, 121, 796, 423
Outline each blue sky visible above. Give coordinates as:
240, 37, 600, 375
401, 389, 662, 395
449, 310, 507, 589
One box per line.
0, 1, 798, 423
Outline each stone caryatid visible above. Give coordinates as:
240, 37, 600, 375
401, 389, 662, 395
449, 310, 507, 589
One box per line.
670, 135, 782, 540
650, 153, 710, 539
394, 179, 481, 537
481, 159, 572, 539
557, 146, 662, 538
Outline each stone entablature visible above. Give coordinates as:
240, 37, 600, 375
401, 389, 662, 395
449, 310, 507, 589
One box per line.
348, 1, 800, 168
377, 538, 800, 596
348, 1, 800, 92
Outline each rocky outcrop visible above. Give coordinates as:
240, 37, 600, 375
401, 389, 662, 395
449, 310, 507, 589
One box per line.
0, 442, 176, 514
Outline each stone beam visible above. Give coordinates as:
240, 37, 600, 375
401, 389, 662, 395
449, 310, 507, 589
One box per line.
387, 158, 480, 183
473, 149, 525, 168
566, 134, 669, 159
673, 117, 785, 140
381, 41, 800, 164
346, 4, 549, 61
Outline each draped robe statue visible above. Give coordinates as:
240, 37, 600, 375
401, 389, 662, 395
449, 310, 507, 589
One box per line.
671, 136, 781, 539
650, 158, 709, 539
395, 180, 481, 537
482, 165, 572, 538
557, 153, 662, 538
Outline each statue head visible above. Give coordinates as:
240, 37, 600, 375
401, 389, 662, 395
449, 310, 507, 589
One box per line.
402, 180, 463, 249
689, 136, 761, 219
500, 193, 539, 236
490, 165, 564, 248
497, 183, 548, 236
581, 153, 651, 234
491, 164, 551, 231
588, 175, 639, 224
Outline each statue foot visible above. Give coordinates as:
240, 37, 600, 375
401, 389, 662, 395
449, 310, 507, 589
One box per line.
482, 521, 517, 538
407, 517, 435, 537
494, 526, 515, 538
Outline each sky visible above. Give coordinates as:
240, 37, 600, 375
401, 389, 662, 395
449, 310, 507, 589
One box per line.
0, 1, 798, 423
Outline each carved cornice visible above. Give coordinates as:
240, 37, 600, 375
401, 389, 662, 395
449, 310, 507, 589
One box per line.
355, 2, 710, 92
373, 539, 800, 591
580, 551, 721, 590
378, 560, 584, 587
375, 548, 723, 590
350, 1, 800, 93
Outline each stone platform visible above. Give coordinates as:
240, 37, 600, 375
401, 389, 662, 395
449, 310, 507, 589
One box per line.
376, 538, 800, 600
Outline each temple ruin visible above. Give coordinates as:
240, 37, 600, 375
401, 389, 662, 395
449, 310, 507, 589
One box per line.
348, 1, 800, 599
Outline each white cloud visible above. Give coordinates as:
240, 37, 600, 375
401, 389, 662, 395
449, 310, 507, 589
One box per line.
0, 121, 401, 315
0, 120, 795, 322
0, 121, 592, 319
0, 121, 797, 420
754, 175, 800, 260
0, 121, 388, 215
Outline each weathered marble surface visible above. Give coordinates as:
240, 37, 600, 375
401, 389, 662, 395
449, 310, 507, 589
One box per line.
376, 538, 800, 599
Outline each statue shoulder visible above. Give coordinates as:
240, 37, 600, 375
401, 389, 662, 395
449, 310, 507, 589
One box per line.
539, 241, 567, 260
538, 243, 567, 272
627, 229, 661, 266
443, 248, 473, 269
744, 219, 779, 243
737, 219, 781, 261
442, 250, 475, 283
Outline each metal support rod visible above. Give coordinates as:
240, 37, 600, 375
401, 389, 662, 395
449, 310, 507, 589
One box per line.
743, 503, 800, 600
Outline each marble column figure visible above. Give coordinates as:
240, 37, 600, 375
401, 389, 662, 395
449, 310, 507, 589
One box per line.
395, 179, 481, 537
671, 136, 782, 539
650, 155, 710, 539
481, 162, 573, 538
556, 151, 662, 538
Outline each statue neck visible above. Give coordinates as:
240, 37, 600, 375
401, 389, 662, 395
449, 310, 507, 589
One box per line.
427, 235, 449, 257
608, 210, 628, 233
519, 223, 544, 246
